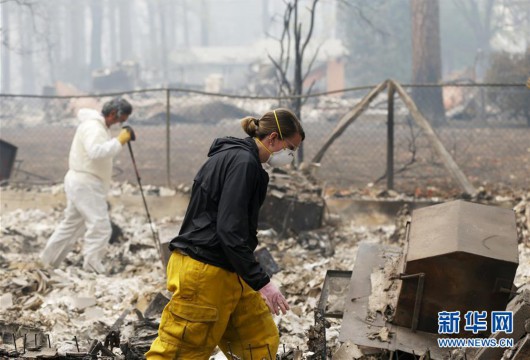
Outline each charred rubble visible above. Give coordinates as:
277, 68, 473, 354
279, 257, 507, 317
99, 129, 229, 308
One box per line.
0, 178, 528, 359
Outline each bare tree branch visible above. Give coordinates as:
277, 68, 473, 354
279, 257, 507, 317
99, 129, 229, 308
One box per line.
266, 0, 321, 164
267, 1, 297, 98
268, 53, 292, 94
1, 0, 53, 56
292, 1, 300, 91
337, 0, 389, 37
267, 0, 320, 119
300, 0, 318, 58
302, 43, 321, 82
283, 4, 293, 78
301, 79, 316, 107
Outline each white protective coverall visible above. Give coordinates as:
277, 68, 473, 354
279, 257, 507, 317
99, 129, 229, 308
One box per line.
40, 109, 123, 273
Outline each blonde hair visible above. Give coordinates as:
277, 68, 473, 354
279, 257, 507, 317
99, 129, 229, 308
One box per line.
240, 108, 305, 140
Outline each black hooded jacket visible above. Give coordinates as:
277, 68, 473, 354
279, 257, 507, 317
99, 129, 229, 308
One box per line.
169, 137, 270, 290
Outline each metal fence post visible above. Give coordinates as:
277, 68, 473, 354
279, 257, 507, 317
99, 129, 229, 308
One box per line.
387, 82, 395, 190
166, 89, 171, 187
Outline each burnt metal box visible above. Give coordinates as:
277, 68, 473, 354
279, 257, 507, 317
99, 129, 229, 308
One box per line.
0, 139, 17, 182
393, 200, 519, 334
259, 194, 324, 234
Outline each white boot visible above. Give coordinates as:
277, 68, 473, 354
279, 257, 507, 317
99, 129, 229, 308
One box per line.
83, 256, 107, 275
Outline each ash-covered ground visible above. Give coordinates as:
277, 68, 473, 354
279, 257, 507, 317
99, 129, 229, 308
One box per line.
0, 182, 529, 359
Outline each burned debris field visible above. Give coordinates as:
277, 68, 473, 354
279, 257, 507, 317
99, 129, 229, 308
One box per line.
1, 176, 529, 359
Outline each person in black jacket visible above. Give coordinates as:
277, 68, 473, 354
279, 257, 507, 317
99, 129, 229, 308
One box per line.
146, 108, 305, 360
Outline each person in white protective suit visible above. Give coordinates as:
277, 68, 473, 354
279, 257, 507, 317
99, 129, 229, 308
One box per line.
40, 98, 135, 274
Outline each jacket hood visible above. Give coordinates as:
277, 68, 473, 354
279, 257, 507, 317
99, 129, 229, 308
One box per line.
208, 137, 258, 158
77, 108, 104, 124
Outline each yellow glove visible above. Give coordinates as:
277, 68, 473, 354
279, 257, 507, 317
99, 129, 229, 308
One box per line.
117, 128, 132, 145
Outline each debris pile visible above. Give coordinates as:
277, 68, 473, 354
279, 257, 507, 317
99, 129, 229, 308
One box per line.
0, 92, 282, 129
0, 192, 169, 356
330, 184, 529, 245
0, 182, 528, 359
260, 168, 326, 235
514, 197, 529, 245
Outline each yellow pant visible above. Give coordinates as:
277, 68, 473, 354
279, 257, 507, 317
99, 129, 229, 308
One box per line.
146, 252, 279, 360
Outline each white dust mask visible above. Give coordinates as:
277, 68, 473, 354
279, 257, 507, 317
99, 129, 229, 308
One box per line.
267, 147, 295, 167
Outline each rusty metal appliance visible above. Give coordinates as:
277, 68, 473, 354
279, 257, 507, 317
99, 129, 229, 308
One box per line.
393, 200, 519, 334
0, 139, 18, 182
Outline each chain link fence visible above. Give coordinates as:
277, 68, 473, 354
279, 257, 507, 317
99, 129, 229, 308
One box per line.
1, 83, 528, 193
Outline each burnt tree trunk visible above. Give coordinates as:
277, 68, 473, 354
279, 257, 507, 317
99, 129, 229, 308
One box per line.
48, 2, 62, 84
1, 1, 11, 93
109, 0, 118, 65
200, 0, 209, 46
90, 0, 103, 71
292, 1, 304, 163
19, 5, 35, 93
147, 1, 159, 73
262, 0, 270, 34
158, 0, 169, 82
411, 0, 446, 127
70, 1, 86, 86
167, 1, 177, 49
119, 0, 132, 61
182, 0, 190, 48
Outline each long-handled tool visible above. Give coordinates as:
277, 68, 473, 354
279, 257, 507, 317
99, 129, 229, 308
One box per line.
124, 128, 162, 259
